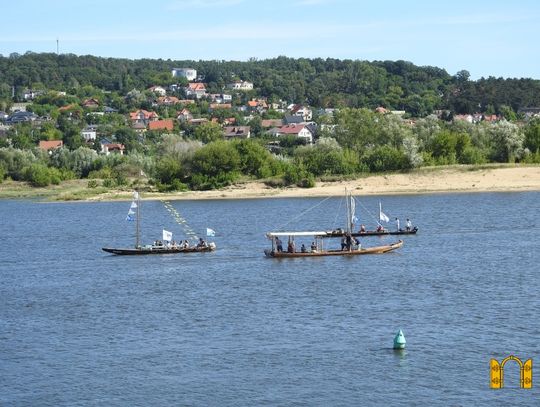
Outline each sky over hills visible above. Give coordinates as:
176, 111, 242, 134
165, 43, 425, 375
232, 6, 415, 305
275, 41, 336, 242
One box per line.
1, 0, 539, 79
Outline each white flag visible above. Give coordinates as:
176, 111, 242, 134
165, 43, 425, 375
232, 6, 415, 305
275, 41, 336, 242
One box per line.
162, 229, 173, 242
206, 228, 216, 237
379, 202, 390, 223
133, 191, 139, 200
130, 201, 137, 209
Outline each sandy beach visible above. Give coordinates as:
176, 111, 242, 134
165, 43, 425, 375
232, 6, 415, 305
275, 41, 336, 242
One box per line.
89, 165, 540, 201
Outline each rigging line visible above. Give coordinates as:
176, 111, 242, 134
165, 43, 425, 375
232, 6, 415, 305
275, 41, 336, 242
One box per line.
355, 197, 380, 226
275, 195, 334, 231
332, 195, 344, 230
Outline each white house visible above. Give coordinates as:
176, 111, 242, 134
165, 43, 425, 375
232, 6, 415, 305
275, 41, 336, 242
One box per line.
268, 124, 313, 144
227, 80, 254, 91
81, 125, 98, 141
172, 68, 197, 81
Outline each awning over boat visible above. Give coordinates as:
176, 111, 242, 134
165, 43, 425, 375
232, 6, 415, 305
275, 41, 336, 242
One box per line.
266, 231, 329, 237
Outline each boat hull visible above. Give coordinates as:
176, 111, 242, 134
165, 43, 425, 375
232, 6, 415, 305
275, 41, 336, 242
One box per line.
264, 240, 403, 258
327, 228, 418, 237
102, 246, 215, 255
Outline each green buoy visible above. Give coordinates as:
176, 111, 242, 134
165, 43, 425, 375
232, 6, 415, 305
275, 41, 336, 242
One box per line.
393, 329, 406, 349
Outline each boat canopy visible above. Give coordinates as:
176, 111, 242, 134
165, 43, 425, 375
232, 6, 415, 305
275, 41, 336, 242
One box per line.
266, 231, 329, 237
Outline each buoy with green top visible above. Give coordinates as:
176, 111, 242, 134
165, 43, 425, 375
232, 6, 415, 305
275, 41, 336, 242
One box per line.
393, 329, 406, 349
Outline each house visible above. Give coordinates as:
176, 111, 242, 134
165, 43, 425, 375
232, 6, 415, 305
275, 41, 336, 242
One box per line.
103, 106, 118, 114
101, 142, 125, 155
289, 104, 312, 121
58, 104, 77, 113
172, 68, 197, 81
518, 107, 540, 120
176, 108, 193, 122
148, 119, 174, 132
129, 109, 159, 125
23, 89, 44, 101
453, 114, 474, 123
82, 98, 100, 108
247, 99, 268, 113
283, 115, 304, 125
375, 106, 389, 114
268, 124, 313, 144
223, 126, 251, 140
185, 83, 207, 99
188, 118, 209, 126
227, 80, 254, 91
10, 103, 29, 112
156, 96, 180, 106
39, 140, 63, 151
6, 111, 38, 124
81, 125, 98, 142
261, 119, 283, 128
209, 103, 232, 111
131, 122, 147, 134
148, 86, 167, 96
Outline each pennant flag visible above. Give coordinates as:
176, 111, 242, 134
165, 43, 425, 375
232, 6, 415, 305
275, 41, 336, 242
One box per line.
206, 228, 216, 237
130, 201, 137, 209
126, 208, 135, 221
162, 229, 173, 242
379, 202, 390, 223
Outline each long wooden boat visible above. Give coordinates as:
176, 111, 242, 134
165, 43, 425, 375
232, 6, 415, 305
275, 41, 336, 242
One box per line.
102, 244, 215, 255
102, 191, 216, 256
264, 239, 403, 258
326, 227, 418, 237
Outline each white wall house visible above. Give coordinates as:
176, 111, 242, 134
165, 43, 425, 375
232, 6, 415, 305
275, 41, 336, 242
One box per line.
227, 80, 254, 91
172, 68, 197, 81
81, 125, 98, 141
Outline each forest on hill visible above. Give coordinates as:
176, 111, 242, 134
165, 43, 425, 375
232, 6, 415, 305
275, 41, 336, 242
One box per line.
1, 52, 540, 116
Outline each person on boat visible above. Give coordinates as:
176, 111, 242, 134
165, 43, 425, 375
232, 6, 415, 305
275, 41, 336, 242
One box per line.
406, 218, 412, 232
310, 241, 317, 252
182, 240, 190, 249
360, 224, 366, 233
346, 233, 352, 251
275, 237, 283, 252
353, 237, 361, 250
395, 217, 400, 232
340, 236, 347, 251
287, 240, 295, 253
197, 238, 208, 248
376, 224, 384, 232
301, 244, 307, 253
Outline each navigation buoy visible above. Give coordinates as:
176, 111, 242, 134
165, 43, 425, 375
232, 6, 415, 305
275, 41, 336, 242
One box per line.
393, 329, 406, 349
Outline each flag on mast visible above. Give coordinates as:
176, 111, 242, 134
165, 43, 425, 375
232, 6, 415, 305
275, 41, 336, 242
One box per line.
126, 208, 135, 221
379, 202, 390, 223
162, 229, 173, 242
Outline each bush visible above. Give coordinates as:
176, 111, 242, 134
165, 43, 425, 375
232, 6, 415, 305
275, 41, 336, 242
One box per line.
87, 179, 99, 188
23, 164, 52, 187
362, 146, 411, 172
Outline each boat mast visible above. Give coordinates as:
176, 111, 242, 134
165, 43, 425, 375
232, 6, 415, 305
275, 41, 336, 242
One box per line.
135, 191, 140, 248
345, 188, 351, 234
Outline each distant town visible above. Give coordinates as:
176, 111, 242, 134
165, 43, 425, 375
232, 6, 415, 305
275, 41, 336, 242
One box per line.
0, 54, 539, 191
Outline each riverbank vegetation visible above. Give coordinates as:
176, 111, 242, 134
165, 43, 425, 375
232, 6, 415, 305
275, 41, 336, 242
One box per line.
1, 53, 540, 195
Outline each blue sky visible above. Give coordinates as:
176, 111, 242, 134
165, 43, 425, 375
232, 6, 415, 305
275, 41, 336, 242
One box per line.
1, 0, 539, 79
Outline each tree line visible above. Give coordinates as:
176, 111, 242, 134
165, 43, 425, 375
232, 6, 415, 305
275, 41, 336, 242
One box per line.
2, 53, 540, 115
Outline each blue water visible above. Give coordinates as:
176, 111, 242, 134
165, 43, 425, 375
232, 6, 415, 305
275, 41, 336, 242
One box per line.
1, 192, 539, 406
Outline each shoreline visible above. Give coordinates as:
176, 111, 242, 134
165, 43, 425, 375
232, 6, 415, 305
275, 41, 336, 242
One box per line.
1, 165, 539, 202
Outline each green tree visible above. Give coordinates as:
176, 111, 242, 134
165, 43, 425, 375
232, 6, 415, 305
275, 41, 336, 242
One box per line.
193, 122, 223, 144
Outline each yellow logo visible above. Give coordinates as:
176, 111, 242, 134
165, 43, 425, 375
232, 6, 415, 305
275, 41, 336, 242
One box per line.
490, 355, 532, 389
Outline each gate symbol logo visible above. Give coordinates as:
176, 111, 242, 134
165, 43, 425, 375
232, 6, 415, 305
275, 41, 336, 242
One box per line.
490, 355, 533, 389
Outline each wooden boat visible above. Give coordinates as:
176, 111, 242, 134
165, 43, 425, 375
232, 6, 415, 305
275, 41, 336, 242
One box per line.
102, 245, 214, 255
264, 235, 403, 258
326, 226, 418, 237
102, 191, 216, 255
264, 190, 403, 258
